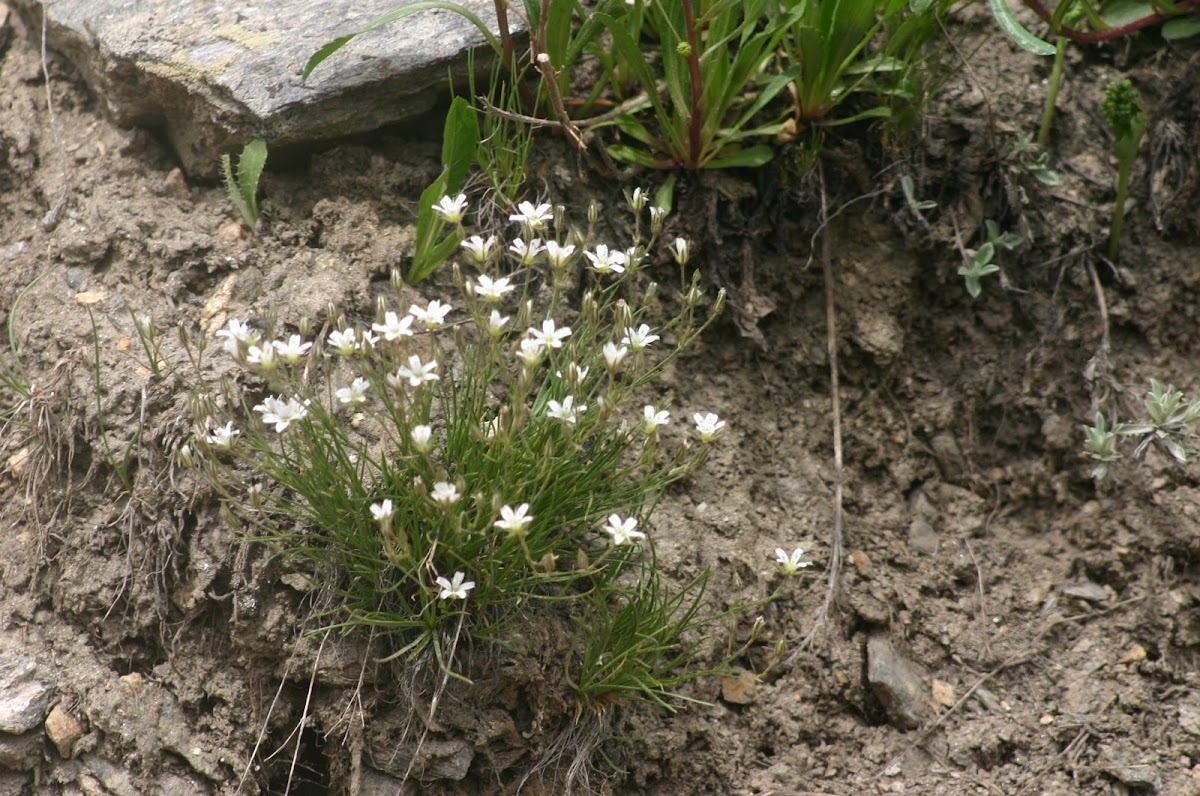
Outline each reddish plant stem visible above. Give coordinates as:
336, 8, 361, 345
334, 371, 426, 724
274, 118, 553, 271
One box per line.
680, 0, 705, 168
1022, 0, 1200, 42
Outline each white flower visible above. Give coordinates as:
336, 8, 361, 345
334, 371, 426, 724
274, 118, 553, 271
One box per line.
482, 416, 499, 440
547, 395, 584, 425
461, 235, 497, 264
602, 342, 628, 371
642, 405, 670, 434
205, 421, 240, 450
509, 201, 554, 230
372, 311, 414, 341
328, 328, 366, 356
627, 187, 648, 211
693, 412, 725, 442
585, 244, 627, 275
494, 503, 533, 536
621, 323, 659, 350
409, 300, 453, 330
391, 355, 440, 388
336, 376, 371, 405
509, 238, 545, 266
371, 499, 394, 522
473, 274, 515, 303
246, 343, 277, 370
216, 319, 261, 358
545, 240, 576, 270
436, 571, 475, 600
775, 547, 812, 574
603, 514, 646, 546
432, 193, 468, 224
528, 319, 571, 350
516, 337, 546, 366
431, 481, 460, 506
479, 309, 510, 338
649, 205, 667, 226
254, 395, 310, 433
670, 237, 691, 265
411, 424, 433, 454
273, 335, 312, 364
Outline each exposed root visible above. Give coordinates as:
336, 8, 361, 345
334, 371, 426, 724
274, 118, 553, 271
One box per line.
520, 709, 610, 795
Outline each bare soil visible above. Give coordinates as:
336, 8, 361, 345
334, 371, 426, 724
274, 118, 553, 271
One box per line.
3, 8, 1200, 796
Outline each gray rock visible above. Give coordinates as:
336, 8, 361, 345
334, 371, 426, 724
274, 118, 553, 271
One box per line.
907, 517, 939, 555
0, 772, 34, 796
372, 738, 473, 782
0, 655, 52, 735
1062, 581, 1110, 603
0, 732, 42, 771
11, 0, 512, 176
866, 634, 927, 731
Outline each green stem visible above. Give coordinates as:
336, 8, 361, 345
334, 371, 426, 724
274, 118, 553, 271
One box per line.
1037, 36, 1067, 149
1109, 158, 1132, 261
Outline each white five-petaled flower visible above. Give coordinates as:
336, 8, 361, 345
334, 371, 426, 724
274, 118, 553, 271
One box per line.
216, 319, 261, 358
670, 237, 691, 265
205, 421, 240, 450
775, 547, 813, 575
370, 499, 394, 522
409, 300, 453, 330
246, 343, 277, 370
621, 324, 659, 350
473, 274, 515, 303
693, 412, 725, 442
430, 481, 460, 506
545, 240, 576, 270
336, 376, 371, 405
432, 193, 468, 224
509, 238, 545, 266
328, 328, 376, 356
494, 503, 534, 536
602, 342, 629, 371
372, 311, 415, 341
642, 405, 670, 434
391, 355, 440, 388
546, 395, 584, 425
516, 337, 546, 367
484, 309, 509, 336
509, 201, 554, 231
410, 424, 433, 454
585, 244, 628, 276
528, 319, 571, 350
461, 234, 497, 264
273, 334, 312, 364
603, 514, 646, 546
254, 395, 310, 433
436, 571, 475, 600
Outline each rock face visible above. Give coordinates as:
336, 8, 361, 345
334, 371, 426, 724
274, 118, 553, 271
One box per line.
0, 655, 52, 735
12, 0, 509, 176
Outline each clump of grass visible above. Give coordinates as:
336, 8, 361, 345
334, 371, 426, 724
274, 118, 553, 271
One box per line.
174, 192, 743, 714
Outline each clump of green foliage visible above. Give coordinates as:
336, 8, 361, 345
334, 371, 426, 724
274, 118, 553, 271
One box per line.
167, 193, 760, 714
1084, 380, 1200, 480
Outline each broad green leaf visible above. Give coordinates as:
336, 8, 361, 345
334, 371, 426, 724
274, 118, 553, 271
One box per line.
1099, 0, 1155, 26
989, 0, 1056, 55
1163, 16, 1200, 38
236, 139, 268, 210
607, 145, 676, 168
705, 145, 775, 169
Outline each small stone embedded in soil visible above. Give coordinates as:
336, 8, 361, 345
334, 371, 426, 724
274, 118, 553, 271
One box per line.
0, 655, 52, 734
1061, 581, 1111, 603
720, 669, 759, 705
907, 517, 939, 555
866, 635, 927, 731
1119, 643, 1147, 664
1179, 702, 1200, 737
930, 679, 956, 708
44, 703, 84, 758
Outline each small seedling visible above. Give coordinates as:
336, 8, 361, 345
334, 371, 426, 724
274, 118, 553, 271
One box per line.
221, 138, 268, 235
1083, 380, 1200, 479
1083, 411, 1122, 480
901, 175, 937, 225
985, 219, 1023, 251
1007, 136, 1060, 187
1101, 79, 1147, 262
958, 242, 1000, 298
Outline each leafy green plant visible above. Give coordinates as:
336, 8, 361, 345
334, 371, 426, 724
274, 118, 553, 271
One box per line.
1007, 135, 1061, 187
221, 138, 268, 235
410, 96, 480, 284
958, 242, 1001, 298
1101, 78, 1147, 262
996, 0, 1200, 48
176, 193, 751, 712
1083, 380, 1200, 479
